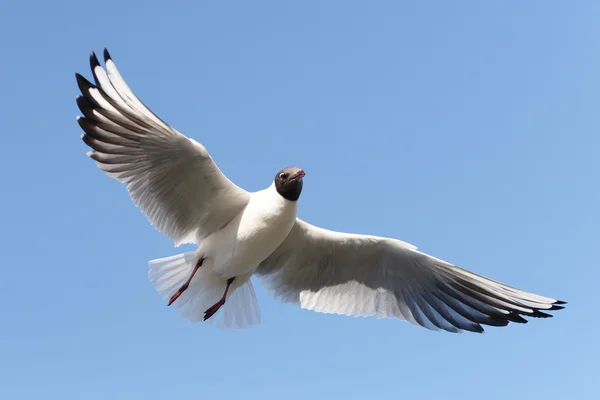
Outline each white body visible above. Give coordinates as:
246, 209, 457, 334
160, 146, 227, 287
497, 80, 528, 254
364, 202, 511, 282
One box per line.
148, 183, 298, 328
198, 183, 298, 280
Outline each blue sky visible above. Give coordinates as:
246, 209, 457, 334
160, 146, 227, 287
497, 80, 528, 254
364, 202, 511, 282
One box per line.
1, 1, 598, 399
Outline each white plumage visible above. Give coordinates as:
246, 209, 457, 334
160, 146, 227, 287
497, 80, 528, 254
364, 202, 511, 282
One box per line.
148, 253, 260, 329
75, 49, 565, 333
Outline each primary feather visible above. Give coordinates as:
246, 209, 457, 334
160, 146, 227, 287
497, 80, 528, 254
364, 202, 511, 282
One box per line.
76, 50, 249, 246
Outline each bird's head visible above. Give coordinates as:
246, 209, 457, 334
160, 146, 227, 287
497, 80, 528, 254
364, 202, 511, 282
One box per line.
274, 167, 305, 201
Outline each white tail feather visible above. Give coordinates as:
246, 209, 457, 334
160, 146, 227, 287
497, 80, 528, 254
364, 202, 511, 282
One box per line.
148, 252, 261, 329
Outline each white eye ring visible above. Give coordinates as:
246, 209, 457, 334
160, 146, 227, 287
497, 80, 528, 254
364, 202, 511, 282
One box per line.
279, 173, 288, 180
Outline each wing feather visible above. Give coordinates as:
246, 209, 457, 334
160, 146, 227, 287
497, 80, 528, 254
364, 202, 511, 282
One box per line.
257, 219, 565, 333
76, 49, 250, 245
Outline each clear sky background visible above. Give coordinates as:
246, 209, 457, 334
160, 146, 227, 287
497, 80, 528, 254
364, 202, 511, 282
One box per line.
1, 1, 598, 399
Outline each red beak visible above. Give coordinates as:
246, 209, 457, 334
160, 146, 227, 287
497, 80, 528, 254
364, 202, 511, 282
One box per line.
292, 169, 306, 180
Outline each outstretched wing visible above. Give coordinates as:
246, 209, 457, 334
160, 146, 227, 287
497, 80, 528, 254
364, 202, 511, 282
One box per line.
257, 219, 565, 333
76, 49, 250, 246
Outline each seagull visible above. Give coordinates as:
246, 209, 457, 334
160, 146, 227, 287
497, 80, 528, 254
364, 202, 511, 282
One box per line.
75, 49, 566, 332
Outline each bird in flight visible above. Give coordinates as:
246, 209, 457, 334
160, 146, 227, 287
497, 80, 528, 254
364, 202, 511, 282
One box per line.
75, 49, 565, 332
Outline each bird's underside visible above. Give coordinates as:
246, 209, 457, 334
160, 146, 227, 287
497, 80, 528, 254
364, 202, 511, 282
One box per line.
75, 48, 566, 333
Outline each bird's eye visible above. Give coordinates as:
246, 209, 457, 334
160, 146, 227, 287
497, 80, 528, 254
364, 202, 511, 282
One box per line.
279, 173, 288, 180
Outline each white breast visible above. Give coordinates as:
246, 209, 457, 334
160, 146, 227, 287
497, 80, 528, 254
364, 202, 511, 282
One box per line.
199, 183, 298, 278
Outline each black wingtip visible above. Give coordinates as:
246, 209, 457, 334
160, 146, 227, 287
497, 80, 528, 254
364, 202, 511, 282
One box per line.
103, 48, 112, 62
555, 300, 567, 305
549, 305, 565, 311
81, 133, 93, 148
89, 51, 102, 86
76, 95, 92, 116
531, 310, 553, 318
77, 116, 89, 131
90, 51, 101, 70
75, 72, 95, 92
507, 312, 529, 324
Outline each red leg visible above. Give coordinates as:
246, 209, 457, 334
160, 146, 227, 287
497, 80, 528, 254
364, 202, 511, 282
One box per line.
203, 277, 235, 321
168, 258, 204, 306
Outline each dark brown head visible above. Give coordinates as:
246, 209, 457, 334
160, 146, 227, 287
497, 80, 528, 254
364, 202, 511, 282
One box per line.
274, 167, 305, 201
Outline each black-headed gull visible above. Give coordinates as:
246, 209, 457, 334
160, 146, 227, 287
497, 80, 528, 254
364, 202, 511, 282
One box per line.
75, 49, 565, 331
